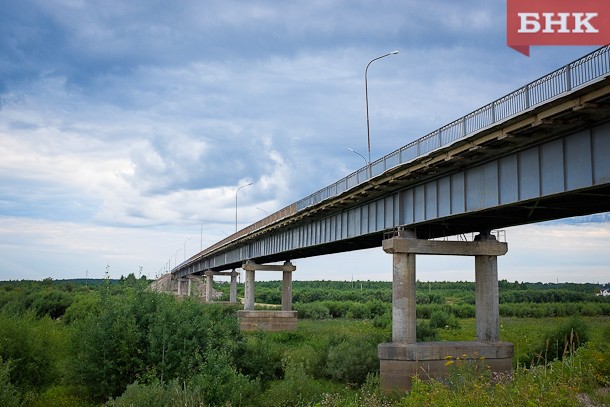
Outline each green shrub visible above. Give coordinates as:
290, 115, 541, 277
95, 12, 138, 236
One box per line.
109, 356, 259, 407
30, 290, 73, 319
68, 289, 243, 401
0, 357, 19, 407
372, 312, 391, 329
187, 350, 260, 407
325, 338, 378, 385
324, 301, 350, 318
365, 300, 388, 317
258, 359, 326, 407
0, 312, 62, 391
345, 302, 369, 319
107, 381, 172, 407
429, 309, 460, 330
416, 320, 439, 342
294, 302, 330, 319
238, 331, 284, 382
62, 293, 100, 324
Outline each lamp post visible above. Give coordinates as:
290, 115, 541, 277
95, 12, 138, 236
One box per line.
365, 50, 398, 177
235, 182, 253, 232
257, 207, 268, 217
347, 147, 368, 168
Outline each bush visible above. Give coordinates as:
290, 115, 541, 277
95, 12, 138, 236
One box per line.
416, 320, 439, 342
107, 382, 172, 407
372, 312, 391, 329
345, 302, 369, 319
238, 331, 284, 382
366, 300, 389, 317
30, 290, 73, 319
0, 312, 62, 391
110, 358, 260, 407
429, 310, 460, 330
294, 302, 330, 319
258, 359, 328, 407
324, 301, 350, 318
187, 350, 260, 407
0, 357, 19, 407
68, 289, 243, 401
325, 338, 378, 385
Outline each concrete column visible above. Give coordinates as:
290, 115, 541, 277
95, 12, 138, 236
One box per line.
177, 279, 183, 296
230, 270, 238, 303
393, 251, 417, 343
205, 272, 214, 303
244, 269, 255, 310
475, 232, 500, 342
475, 254, 500, 341
187, 277, 192, 297
282, 266, 293, 311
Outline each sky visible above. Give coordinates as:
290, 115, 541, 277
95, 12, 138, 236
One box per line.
0, 0, 608, 284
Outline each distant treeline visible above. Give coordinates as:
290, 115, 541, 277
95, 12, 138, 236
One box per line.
228, 279, 610, 321
0, 276, 148, 286
246, 280, 608, 306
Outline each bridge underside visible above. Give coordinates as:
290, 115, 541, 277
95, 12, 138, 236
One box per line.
223, 188, 608, 269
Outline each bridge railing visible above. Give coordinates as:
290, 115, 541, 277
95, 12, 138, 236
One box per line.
296, 46, 610, 211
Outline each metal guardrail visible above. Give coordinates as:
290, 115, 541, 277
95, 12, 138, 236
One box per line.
296, 45, 610, 211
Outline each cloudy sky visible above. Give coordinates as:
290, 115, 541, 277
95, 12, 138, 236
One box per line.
1, 0, 608, 284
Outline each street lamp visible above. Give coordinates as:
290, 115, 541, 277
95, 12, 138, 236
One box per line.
235, 182, 253, 232
347, 147, 368, 168
257, 207, 268, 217
365, 50, 399, 177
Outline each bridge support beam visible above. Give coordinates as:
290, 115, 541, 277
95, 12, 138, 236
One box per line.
378, 230, 513, 392
237, 260, 298, 331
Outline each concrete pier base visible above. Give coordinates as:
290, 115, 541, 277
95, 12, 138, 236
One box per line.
237, 310, 298, 331
378, 341, 514, 392
380, 230, 513, 392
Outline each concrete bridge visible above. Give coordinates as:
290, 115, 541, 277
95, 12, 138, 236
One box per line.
170, 46, 610, 391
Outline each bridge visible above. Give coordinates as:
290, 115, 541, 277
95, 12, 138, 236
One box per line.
170, 46, 610, 391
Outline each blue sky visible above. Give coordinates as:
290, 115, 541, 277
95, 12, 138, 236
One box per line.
0, 0, 608, 283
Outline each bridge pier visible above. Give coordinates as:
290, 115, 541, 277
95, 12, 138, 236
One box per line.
186, 275, 203, 297
203, 270, 240, 303
378, 230, 513, 392
238, 260, 298, 331
177, 278, 185, 296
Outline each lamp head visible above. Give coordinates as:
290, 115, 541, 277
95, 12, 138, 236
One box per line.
391, 50, 399, 55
